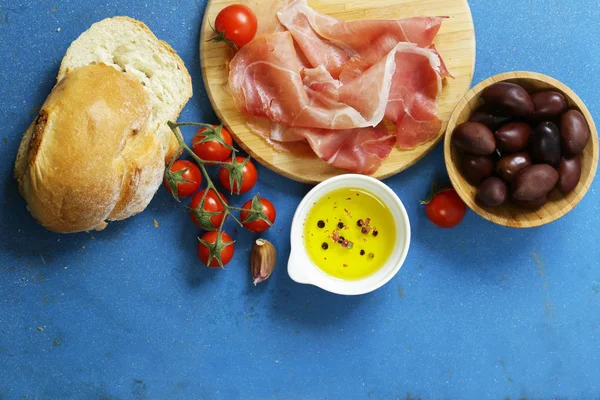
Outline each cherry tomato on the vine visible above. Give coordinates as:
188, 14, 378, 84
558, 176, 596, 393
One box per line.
214, 5, 258, 48
198, 231, 235, 268
240, 196, 276, 233
189, 189, 228, 230
219, 156, 258, 194
163, 160, 202, 198
192, 125, 233, 163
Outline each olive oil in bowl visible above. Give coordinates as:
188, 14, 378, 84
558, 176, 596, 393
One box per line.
303, 188, 396, 280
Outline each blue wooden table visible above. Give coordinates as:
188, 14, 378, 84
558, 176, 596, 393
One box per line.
1, 1, 599, 399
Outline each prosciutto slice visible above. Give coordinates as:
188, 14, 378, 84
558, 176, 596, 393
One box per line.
285, 42, 444, 150
247, 120, 394, 174
229, 32, 392, 129
243, 0, 291, 35
228, 0, 450, 173
277, 124, 395, 174
384, 43, 443, 149
278, 0, 444, 66
274, 0, 447, 149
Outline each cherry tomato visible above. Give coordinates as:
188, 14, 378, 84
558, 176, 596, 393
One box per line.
163, 160, 202, 198
189, 189, 228, 230
214, 4, 258, 48
198, 231, 235, 268
240, 197, 276, 233
192, 125, 233, 163
424, 187, 466, 228
219, 156, 258, 194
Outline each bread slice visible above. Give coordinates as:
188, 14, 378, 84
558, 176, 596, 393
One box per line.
58, 16, 192, 161
14, 17, 192, 233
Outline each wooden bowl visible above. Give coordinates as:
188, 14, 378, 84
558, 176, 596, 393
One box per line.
444, 71, 599, 228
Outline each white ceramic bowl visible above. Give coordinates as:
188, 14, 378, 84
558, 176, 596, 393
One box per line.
288, 174, 411, 295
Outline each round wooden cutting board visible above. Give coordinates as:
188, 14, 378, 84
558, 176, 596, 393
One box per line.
200, 0, 475, 183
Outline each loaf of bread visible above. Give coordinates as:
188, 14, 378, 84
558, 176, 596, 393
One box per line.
14, 17, 192, 233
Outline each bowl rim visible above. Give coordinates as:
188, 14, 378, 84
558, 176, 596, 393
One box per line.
287, 174, 411, 295
444, 71, 599, 228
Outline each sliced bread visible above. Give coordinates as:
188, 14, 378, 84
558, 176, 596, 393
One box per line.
15, 17, 192, 233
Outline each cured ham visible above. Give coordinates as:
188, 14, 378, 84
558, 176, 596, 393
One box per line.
243, 0, 291, 35
246, 118, 315, 156
383, 43, 443, 149
276, 124, 396, 174
229, 32, 392, 130
304, 125, 395, 174
248, 120, 395, 174
428, 44, 452, 78
292, 42, 443, 150
228, 0, 450, 174
278, 0, 444, 65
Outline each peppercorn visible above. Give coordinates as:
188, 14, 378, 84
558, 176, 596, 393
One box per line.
360, 250, 365, 256
357, 219, 364, 227
337, 222, 344, 229
372, 229, 379, 237
361, 227, 369, 234
321, 242, 328, 250
317, 220, 325, 228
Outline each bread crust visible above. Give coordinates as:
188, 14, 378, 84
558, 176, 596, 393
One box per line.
16, 65, 159, 233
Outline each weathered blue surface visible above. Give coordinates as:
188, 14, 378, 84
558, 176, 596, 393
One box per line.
0, 1, 599, 399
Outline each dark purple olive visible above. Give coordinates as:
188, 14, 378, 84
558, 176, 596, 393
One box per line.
557, 156, 582, 194
512, 164, 559, 201
477, 177, 508, 207
481, 82, 534, 117
469, 105, 512, 131
531, 121, 561, 167
461, 154, 495, 185
512, 194, 548, 210
494, 122, 532, 153
452, 122, 496, 155
496, 152, 532, 183
531, 91, 567, 119
561, 110, 590, 155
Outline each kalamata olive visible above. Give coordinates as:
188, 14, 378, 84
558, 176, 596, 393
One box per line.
496, 152, 532, 183
512, 164, 559, 201
557, 156, 582, 194
494, 122, 532, 153
561, 109, 590, 155
452, 122, 496, 155
461, 154, 495, 185
481, 82, 534, 117
477, 177, 508, 207
531, 121, 561, 167
469, 105, 512, 131
531, 91, 567, 119
512, 194, 548, 210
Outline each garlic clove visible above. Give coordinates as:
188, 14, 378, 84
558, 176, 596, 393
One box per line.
250, 238, 277, 285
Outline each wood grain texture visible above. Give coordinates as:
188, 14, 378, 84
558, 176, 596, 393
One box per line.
444, 71, 599, 228
200, 0, 475, 183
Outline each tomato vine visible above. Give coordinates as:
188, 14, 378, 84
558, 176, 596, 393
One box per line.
165, 121, 271, 267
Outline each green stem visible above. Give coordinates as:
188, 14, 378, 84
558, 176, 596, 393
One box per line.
218, 209, 229, 231
227, 211, 244, 227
